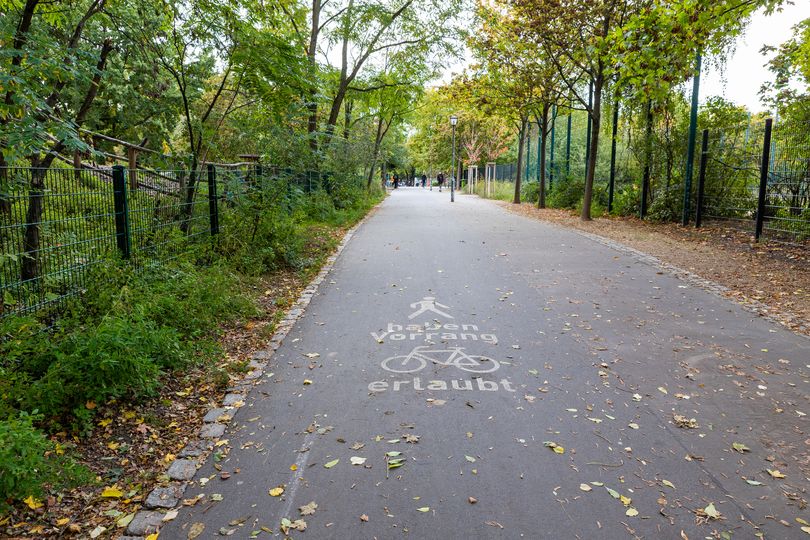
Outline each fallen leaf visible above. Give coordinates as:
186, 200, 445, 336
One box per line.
468, 497, 478, 504
269, 486, 284, 497
360, 514, 369, 522
620, 495, 632, 507
350, 442, 365, 450
56, 518, 70, 526
703, 503, 721, 519
403, 434, 420, 443
188, 522, 205, 539
324, 459, 339, 469
661, 479, 675, 489
628, 423, 639, 430
90, 526, 106, 538
303, 379, 313, 385
632, 393, 642, 401
163, 510, 179, 522
350, 456, 367, 465
23, 495, 43, 510
116, 513, 135, 528
626, 508, 639, 517
299, 501, 318, 516
465, 455, 477, 463
417, 507, 430, 512
658, 387, 668, 394
304, 353, 320, 358
386, 451, 402, 457
767, 469, 786, 479
543, 441, 565, 454
732, 442, 750, 453
101, 486, 124, 498
745, 479, 763, 486
387, 458, 405, 470
673, 414, 698, 429
579, 484, 592, 492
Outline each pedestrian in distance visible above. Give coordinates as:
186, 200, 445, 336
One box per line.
421, 174, 427, 188
437, 172, 444, 192
393, 173, 399, 189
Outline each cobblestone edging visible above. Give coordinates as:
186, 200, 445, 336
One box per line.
563, 226, 810, 339
123, 206, 378, 539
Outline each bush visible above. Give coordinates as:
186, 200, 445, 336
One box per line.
613, 185, 641, 216
521, 182, 540, 204
0, 413, 90, 508
548, 178, 585, 209
0, 413, 54, 505
26, 315, 173, 428
647, 187, 683, 222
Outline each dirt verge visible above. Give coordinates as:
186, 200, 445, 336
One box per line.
501, 203, 809, 336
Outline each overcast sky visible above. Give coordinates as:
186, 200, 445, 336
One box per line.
701, 2, 810, 112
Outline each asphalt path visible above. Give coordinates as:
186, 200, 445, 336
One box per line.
162, 187, 810, 539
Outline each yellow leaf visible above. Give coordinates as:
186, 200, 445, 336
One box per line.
145, 534, 160, 540
553, 446, 565, 454
98, 418, 112, 427
303, 379, 313, 385
107, 441, 120, 450
101, 486, 124, 498
215, 439, 229, 447
620, 495, 632, 507
661, 479, 675, 489
56, 518, 70, 526
417, 507, 430, 512
269, 487, 284, 497
626, 508, 639, 517
23, 495, 43, 510
767, 469, 786, 479
290, 464, 298, 471
122, 411, 136, 420
164, 453, 176, 463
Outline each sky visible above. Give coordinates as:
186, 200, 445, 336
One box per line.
700, 2, 810, 112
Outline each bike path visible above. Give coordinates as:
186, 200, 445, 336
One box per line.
161, 187, 809, 539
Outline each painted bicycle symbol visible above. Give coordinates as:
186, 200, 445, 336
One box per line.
381, 346, 500, 374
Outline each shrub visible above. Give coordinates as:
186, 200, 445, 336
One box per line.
26, 315, 175, 428
647, 187, 683, 222
0, 413, 91, 508
548, 178, 585, 209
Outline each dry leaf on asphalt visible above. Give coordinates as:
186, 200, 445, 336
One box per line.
299, 501, 318, 516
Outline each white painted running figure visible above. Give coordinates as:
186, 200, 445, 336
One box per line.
408, 296, 453, 320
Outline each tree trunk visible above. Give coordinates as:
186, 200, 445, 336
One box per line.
513, 115, 527, 204
343, 99, 353, 140
538, 104, 550, 209
581, 71, 603, 221
306, 0, 322, 152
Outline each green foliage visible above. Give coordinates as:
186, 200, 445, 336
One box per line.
548, 178, 585, 209
0, 412, 91, 509
647, 187, 683, 222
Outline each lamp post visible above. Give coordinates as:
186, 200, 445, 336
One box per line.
450, 115, 457, 203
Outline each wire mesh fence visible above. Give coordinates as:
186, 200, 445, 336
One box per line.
0, 162, 331, 319
698, 118, 810, 242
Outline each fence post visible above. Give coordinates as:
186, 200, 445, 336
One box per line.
112, 165, 131, 259
695, 129, 709, 228
755, 118, 773, 241
608, 97, 619, 213
207, 164, 219, 236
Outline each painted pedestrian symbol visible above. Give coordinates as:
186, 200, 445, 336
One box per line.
381, 346, 499, 373
408, 297, 453, 320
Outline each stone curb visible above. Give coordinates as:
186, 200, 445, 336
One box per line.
125, 203, 380, 537
556, 224, 810, 339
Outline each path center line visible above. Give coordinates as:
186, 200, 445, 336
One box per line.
275, 431, 318, 523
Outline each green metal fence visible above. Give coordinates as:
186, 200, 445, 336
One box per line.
0, 163, 331, 319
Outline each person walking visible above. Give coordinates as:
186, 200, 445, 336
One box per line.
421, 174, 427, 188
437, 172, 444, 192
393, 173, 399, 189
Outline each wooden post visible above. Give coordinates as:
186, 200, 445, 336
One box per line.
74, 151, 82, 182
127, 147, 138, 190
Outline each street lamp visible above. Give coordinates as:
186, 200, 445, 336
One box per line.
450, 115, 457, 203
